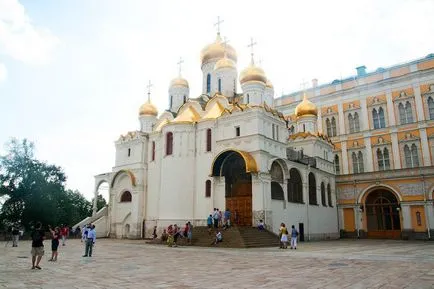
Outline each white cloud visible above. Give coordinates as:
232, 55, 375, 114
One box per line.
0, 62, 6, 82
0, 0, 59, 65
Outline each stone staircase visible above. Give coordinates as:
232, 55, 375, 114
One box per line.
191, 226, 280, 248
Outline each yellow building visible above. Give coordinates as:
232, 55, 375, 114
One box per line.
275, 54, 434, 239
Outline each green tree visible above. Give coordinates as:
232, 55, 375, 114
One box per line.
91, 194, 108, 212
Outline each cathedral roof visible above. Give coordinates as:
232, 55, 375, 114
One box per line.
200, 33, 237, 66
170, 77, 189, 88
239, 60, 267, 85
289, 131, 334, 146
139, 101, 158, 117
294, 93, 318, 118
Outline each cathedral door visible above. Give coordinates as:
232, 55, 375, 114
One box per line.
365, 189, 401, 239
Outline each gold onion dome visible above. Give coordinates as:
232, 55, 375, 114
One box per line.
239, 61, 267, 85
200, 33, 237, 66
170, 77, 189, 88
214, 55, 236, 70
139, 101, 158, 117
266, 79, 274, 89
295, 93, 318, 118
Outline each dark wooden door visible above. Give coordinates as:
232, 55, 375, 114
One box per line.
226, 196, 252, 226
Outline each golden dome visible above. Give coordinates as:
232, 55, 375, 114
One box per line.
139, 101, 158, 117
295, 93, 318, 118
214, 56, 236, 70
239, 62, 267, 85
170, 77, 189, 88
200, 34, 237, 66
266, 79, 274, 89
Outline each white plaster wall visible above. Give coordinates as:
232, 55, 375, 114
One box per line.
202, 61, 218, 95
215, 67, 237, 97
169, 85, 189, 113
265, 87, 274, 107
139, 116, 157, 133
115, 139, 146, 167
241, 82, 266, 105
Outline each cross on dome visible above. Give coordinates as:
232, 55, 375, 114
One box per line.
146, 80, 153, 102
247, 37, 257, 64
177, 57, 184, 76
214, 16, 224, 35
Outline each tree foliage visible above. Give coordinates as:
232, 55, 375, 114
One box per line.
91, 194, 108, 212
0, 139, 92, 230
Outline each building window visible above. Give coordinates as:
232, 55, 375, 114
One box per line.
331, 117, 337, 136
327, 184, 333, 207
404, 144, 419, 168
308, 172, 317, 205
334, 155, 340, 175
321, 182, 326, 206
206, 128, 212, 152
127, 148, 131, 157
205, 180, 211, 198
326, 118, 331, 136
428, 97, 434, 120
352, 151, 364, 173
272, 124, 275, 139
399, 102, 413, 124
218, 78, 222, 93
287, 168, 303, 203
373, 107, 386, 129
416, 211, 422, 226
120, 191, 132, 202
289, 125, 295, 135
183, 95, 187, 104
151, 141, 155, 161
235, 126, 240, 137
169, 95, 173, 109
166, 132, 173, 155
247, 94, 250, 104
348, 112, 360, 133
377, 147, 390, 171
206, 73, 211, 94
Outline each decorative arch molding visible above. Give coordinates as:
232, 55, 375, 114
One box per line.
110, 169, 137, 188
267, 158, 289, 180
357, 184, 402, 204
210, 149, 258, 176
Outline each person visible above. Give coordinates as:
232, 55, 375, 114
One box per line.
279, 223, 288, 249
152, 226, 158, 239
167, 225, 174, 247
75, 226, 81, 239
81, 224, 90, 242
12, 226, 20, 247
173, 224, 180, 247
224, 209, 231, 229
290, 225, 299, 250
48, 226, 60, 261
30, 222, 45, 269
186, 221, 193, 245
161, 229, 168, 243
212, 208, 219, 228
213, 231, 223, 245
60, 225, 68, 246
83, 225, 96, 257
257, 220, 265, 231
207, 214, 213, 234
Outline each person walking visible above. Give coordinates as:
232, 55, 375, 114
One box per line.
60, 225, 68, 246
186, 221, 193, 245
83, 225, 96, 257
212, 208, 219, 229
290, 225, 299, 250
30, 222, 45, 269
12, 226, 20, 247
279, 223, 288, 249
48, 226, 60, 261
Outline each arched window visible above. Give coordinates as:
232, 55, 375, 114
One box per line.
354, 112, 360, 132
334, 155, 340, 175
169, 95, 173, 109
303, 124, 306, 132
411, 144, 419, 167
377, 148, 384, 171
327, 183, 333, 207
183, 95, 187, 104
352, 151, 364, 173
404, 144, 419, 168
205, 180, 211, 198
348, 113, 354, 133
321, 182, 326, 206
127, 148, 131, 157
377, 147, 390, 171
218, 78, 222, 93
398, 103, 406, 124
331, 117, 337, 136
326, 118, 331, 136
287, 168, 303, 203
373, 108, 379, 129
166, 132, 173, 155
358, 151, 364, 173
379, 107, 386, 128
247, 94, 250, 104
206, 128, 212, 152
383, 148, 390, 170
405, 101, 413, 123
151, 141, 155, 161
120, 191, 132, 202
308, 172, 317, 205
428, 97, 434, 120
404, 145, 412, 168
271, 182, 285, 200
206, 73, 211, 94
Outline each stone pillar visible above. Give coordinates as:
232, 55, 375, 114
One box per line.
386, 90, 396, 126
401, 204, 412, 230
338, 103, 345, 135
92, 186, 98, 216
360, 97, 369, 131
420, 128, 432, 166
252, 173, 269, 227
317, 107, 323, 133
364, 136, 374, 172
341, 140, 349, 174
413, 84, 425, 122
391, 131, 401, 169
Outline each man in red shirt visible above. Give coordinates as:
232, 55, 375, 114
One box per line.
60, 225, 68, 246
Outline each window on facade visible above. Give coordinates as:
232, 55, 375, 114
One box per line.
303, 124, 306, 132
399, 102, 413, 124
206, 129, 212, 152
247, 94, 250, 104
218, 78, 222, 93
331, 117, 337, 136
183, 95, 187, 104
206, 73, 211, 94
169, 95, 173, 109
428, 97, 434, 120
327, 184, 333, 207
308, 172, 317, 205
276, 126, 279, 141
377, 148, 390, 171
404, 144, 420, 168
271, 182, 285, 200
348, 113, 354, 133
326, 118, 331, 136
334, 155, 340, 175
205, 180, 211, 198
120, 191, 132, 202
348, 112, 360, 133
416, 211, 422, 226
321, 182, 326, 206
151, 141, 155, 161
235, 126, 240, 137
352, 151, 364, 173
289, 125, 295, 135
166, 132, 173, 155
287, 168, 303, 203
358, 151, 364, 173
272, 124, 275, 139
128, 148, 131, 157
379, 107, 386, 128
373, 108, 379, 129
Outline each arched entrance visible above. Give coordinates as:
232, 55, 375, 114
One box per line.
364, 189, 401, 239
211, 150, 257, 226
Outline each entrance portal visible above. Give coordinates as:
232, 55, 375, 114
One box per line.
365, 189, 401, 239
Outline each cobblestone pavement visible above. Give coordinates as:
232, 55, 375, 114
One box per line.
1, 238, 434, 288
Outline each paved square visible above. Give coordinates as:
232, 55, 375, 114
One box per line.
1, 239, 434, 288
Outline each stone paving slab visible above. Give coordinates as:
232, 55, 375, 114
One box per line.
1, 239, 434, 288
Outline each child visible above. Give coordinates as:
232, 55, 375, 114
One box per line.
48, 226, 60, 261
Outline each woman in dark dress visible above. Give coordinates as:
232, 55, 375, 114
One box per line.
48, 226, 60, 261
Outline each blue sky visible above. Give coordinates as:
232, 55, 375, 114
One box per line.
0, 0, 433, 200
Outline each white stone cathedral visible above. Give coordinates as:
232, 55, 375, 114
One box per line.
86, 31, 339, 241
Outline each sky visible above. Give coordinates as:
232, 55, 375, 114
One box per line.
0, 0, 433, 200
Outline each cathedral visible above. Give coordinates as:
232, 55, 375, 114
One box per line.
85, 30, 339, 240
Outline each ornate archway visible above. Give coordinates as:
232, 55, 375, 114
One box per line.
364, 188, 401, 239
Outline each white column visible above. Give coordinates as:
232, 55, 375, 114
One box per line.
341, 141, 349, 174
391, 132, 401, 169
364, 136, 374, 172
213, 177, 226, 213
317, 107, 323, 133
338, 103, 345, 135
413, 84, 425, 122
92, 187, 98, 216
360, 97, 369, 131
252, 173, 269, 226
420, 128, 432, 166
401, 205, 411, 230
386, 90, 396, 126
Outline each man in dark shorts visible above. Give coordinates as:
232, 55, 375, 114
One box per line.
31, 222, 45, 269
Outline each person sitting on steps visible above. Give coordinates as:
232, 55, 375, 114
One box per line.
212, 231, 223, 245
